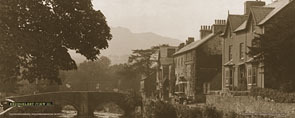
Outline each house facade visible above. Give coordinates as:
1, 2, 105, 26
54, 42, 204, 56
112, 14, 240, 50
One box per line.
155, 46, 177, 100
222, 0, 295, 91
173, 20, 226, 100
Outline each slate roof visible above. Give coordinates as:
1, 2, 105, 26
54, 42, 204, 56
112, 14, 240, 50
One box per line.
251, 7, 275, 24
234, 20, 247, 32
235, 0, 292, 32
235, 7, 274, 32
228, 15, 248, 31
259, 0, 291, 25
173, 33, 216, 56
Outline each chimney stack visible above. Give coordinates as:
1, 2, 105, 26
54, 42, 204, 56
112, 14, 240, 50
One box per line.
212, 19, 226, 34
186, 37, 194, 45
244, 1, 265, 15
200, 25, 212, 39
178, 43, 185, 50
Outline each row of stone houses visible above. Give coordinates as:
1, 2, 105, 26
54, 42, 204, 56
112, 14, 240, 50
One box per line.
141, 0, 295, 101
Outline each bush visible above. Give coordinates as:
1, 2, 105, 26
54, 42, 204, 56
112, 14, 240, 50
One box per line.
143, 100, 177, 118
203, 105, 223, 118
154, 101, 177, 118
175, 105, 223, 118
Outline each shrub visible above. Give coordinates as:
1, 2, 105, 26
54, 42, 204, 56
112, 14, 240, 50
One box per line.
154, 101, 177, 118
143, 100, 177, 118
203, 105, 223, 118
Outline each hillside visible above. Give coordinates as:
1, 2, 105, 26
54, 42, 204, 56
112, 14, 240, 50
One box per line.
71, 27, 182, 64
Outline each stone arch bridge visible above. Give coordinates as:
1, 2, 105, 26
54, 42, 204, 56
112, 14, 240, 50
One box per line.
5, 91, 136, 117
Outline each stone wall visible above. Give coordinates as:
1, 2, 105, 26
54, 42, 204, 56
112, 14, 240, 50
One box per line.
206, 95, 295, 118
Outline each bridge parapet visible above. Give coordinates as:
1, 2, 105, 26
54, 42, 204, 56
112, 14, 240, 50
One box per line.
4, 91, 134, 117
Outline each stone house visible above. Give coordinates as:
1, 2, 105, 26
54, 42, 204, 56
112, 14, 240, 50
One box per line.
173, 20, 226, 100
221, 0, 295, 91
155, 46, 177, 101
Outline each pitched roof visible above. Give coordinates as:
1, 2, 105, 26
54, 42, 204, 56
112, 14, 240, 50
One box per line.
259, 0, 291, 25
234, 20, 247, 32
173, 33, 216, 56
235, 0, 291, 32
251, 7, 275, 23
228, 15, 248, 31
235, 7, 274, 32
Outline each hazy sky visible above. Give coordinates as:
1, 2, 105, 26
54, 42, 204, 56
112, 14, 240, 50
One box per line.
92, 0, 273, 41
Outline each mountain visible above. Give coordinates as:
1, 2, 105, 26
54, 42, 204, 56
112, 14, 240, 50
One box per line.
71, 26, 182, 64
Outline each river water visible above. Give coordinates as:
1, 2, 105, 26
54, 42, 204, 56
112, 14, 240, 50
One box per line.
0, 109, 122, 118
58, 110, 122, 118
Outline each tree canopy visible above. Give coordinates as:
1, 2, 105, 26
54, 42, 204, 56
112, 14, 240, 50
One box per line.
0, 0, 112, 84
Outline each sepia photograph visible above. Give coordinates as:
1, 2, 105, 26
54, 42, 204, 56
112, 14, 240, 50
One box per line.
0, 0, 295, 118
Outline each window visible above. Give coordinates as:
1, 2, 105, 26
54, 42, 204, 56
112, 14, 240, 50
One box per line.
229, 45, 233, 60
240, 43, 245, 59
225, 69, 229, 85
252, 66, 257, 85
247, 67, 252, 85
181, 57, 183, 66
225, 68, 233, 86
177, 58, 180, 67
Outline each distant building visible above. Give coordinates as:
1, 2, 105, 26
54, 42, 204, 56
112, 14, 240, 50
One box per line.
221, 0, 295, 91
155, 46, 177, 101
173, 20, 226, 100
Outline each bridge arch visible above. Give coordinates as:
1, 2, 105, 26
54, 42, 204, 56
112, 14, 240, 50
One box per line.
4, 91, 137, 117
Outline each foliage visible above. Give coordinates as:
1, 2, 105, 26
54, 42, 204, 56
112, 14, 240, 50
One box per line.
0, 0, 112, 85
114, 64, 141, 91
154, 101, 177, 118
250, 88, 295, 103
59, 56, 141, 92
203, 105, 223, 118
175, 105, 203, 118
16, 79, 37, 95
0, 79, 20, 94
248, 3, 295, 92
60, 56, 114, 91
125, 90, 143, 108
143, 100, 225, 118
175, 105, 223, 118
128, 49, 157, 75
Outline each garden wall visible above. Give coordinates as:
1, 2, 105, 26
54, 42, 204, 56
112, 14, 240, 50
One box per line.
206, 95, 295, 118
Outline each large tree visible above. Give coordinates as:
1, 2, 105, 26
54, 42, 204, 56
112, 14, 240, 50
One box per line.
60, 56, 114, 91
0, 0, 112, 85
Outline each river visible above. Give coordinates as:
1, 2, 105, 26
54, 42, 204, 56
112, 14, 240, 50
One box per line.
58, 110, 122, 118
0, 109, 122, 118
